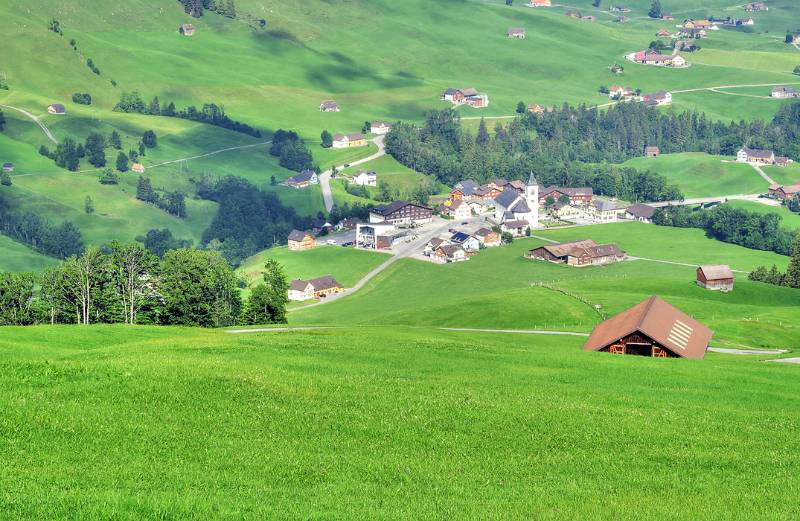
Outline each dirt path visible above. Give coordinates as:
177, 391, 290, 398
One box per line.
0, 104, 58, 145
147, 140, 272, 169
748, 162, 776, 185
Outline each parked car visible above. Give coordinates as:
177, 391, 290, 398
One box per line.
326, 239, 337, 245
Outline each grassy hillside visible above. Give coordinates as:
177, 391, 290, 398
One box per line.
0, 235, 58, 272
1, 324, 798, 519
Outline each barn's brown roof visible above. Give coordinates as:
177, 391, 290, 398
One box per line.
698, 265, 733, 281
584, 296, 713, 359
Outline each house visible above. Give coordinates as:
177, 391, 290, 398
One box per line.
474, 228, 501, 247
739, 17, 755, 25
180, 23, 195, 36
369, 200, 433, 225
548, 202, 587, 221
332, 133, 367, 149
286, 169, 319, 189
131, 163, 145, 173
352, 170, 377, 186
539, 186, 593, 206
371, 122, 392, 135
768, 183, 800, 200
697, 265, 734, 292
424, 237, 450, 257
464, 93, 489, 108
527, 0, 551, 6
771, 86, 799, 99
744, 2, 767, 11
320, 100, 340, 112
433, 244, 467, 264
675, 40, 698, 52
583, 296, 713, 359
501, 220, 529, 237
494, 174, 539, 227
2, 162, 14, 173
527, 103, 546, 114
287, 230, 316, 251
608, 86, 634, 99
591, 200, 627, 222
508, 28, 526, 39
626, 203, 656, 223
775, 156, 792, 167
656, 29, 672, 37
683, 19, 714, 29
451, 180, 480, 200
450, 231, 481, 253
335, 217, 362, 231
288, 275, 344, 301
47, 103, 66, 115
641, 90, 672, 106
644, 146, 660, 157
441, 199, 472, 220
356, 222, 402, 249
679, 28, 707, 38
736, 147, 775, 164
527, 239, 625, 267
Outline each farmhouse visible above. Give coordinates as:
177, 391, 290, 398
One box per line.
287, 230, 316, 251
644, 146, 660, 157
501, 220, 529, 237
608, 85, 634, 99
771, 86, 799, 99
736, 147, 774, 165
352, 170, 377, 186
370, 200, 433, 225
527, 104, 546, 114
539, 186, 593, 206
424, 237, 449, 256
320, 100, 340, 112
131, 163, 145, 173
286, 169, 319, 188
548, 202, 586, 221
474, 227, 501, 247
494, 174, 539, 227
508, 28, 526, 39
527, 0, 551, 6
775, 156, 792, 167
527, 239, 625, 267
180, 23, 195, 36
433, 244, 467, 264
584, 296, 713, 359
590, 199, 627, 222
626, 203, 656, 223
332, 133, 367, 148
632, 51, 686, 68
744, 2, 767, 11
450, 231, 480, 253
370, 122, 392, 135
697, 265, 734, 292
2, 162, 14, 173
47, 103, 66, 115
288, 276, 344, 301
451, 179, 480, 200
442, 88, 489, 108
683, 19, 714, 29
642, 90, 672, 106
768, 183, 800, 200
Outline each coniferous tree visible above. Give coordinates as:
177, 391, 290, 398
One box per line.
142, 130, 158, 148
136, 176, 156, 203
476, 117, 489, 146
648, 0, 662, 18
149, 97, 161, 116
321, 129, 333, 148
116, 152, 129, 172
109, 130, 122, 149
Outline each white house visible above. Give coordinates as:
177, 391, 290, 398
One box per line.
737, 147, 775, 164
352, 171, 377, 186
450, 231, 481, 253
433, 244, 467, 264
443, 199, 472, 220
288, 279, 314, 301
493, 173, 539, 228
371, 122, 392, 135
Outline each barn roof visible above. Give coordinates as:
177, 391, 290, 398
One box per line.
584, 296, 713, 359
288, 229, 312, 242
307, 275, 343, 291
698, 264, 733, 281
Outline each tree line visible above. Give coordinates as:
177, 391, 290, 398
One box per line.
269, 130, 315, 172
0, 197, 84, 258
653, 204, 796, 256
39, 129, 158, 172
749, 235, 800, 288
136, 176, 187, 218
0, 242, 288, 327
178, 0, 237, 18
114, 91, 261, 137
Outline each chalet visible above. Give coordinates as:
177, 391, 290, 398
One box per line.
287, 230, 316, 251
771, 86, 800, 99
528, 103, 546, 114
47, 103, 66, 115
679, 28, 707, 38
424, 237, 449, 256
626, 203, 656, 223
508, 28, 526, 39
539, 186, 593, 206
591, 199, 627, 222
683, 19, 714, 29
527, 239, 625, 267
286, 169, 319, 188
332, 133, 367, 149
474, 227, 501, 247
744, 2, 767, 11
641, 90, 672, 106
775, 156, 792, 167
312, 218, 333, 235
608, 85, 634, 99
335, 217, 362, 231
656, 29, 672, 37
320, 100, 340, 112
352, 170, 377, 186
736, 147, 774, 164
584, 296, 713, 359
288, 275, 344, 301
501, 220, 529, 237
450, 231, 481, 253
697, 265, 734, 292
488, 178, 509, 191
465, 93, 489, 108
180, 23, 195, 36
451, 179, 480, 200
433, 244, 467, 264
644, 146, 660, 157
370, 121, 392, 135
440, 199, 472, 220
131, 163, 145, 173
527, 0, 551, 6
2, 162, 14, 173
369, 200, 433, 225
494, 174, 539, 227
549, 202, 586, 221
768, 183, 800, 200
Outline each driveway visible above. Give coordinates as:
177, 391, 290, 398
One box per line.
318, 135, 386, 212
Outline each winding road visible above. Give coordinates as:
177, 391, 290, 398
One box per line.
0, 104, 58, 145
318, 135, 386, 212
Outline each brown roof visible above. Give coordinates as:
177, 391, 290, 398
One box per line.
307, 275, 343, 292
627, 203, 655, 219
290, 279, 311, 291
540, 239, 597, 257
288, 229, 313, 242
438, 244, 464, 257
584, 296, 713, 359
502, 220, 529, 229
698, 265, 733, 281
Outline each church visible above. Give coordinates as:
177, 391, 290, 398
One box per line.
493, 173, 539, 228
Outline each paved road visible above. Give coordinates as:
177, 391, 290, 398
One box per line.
318, 135, 386, 212
0, 104, 58, 144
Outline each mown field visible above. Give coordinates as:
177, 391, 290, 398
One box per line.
1, 324, 798, 520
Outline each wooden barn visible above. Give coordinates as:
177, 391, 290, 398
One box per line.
696, 265, 734, 292
584, 296, 713, 359
287, 230, 316, 251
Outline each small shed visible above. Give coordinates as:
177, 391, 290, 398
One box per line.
507, 28, 526, 39
2, 162, 13, 173
131, 163, 145, 173
47, 103, 66, 115
696, 265, 734, 292
320, 100, 340, 112
644, 146, 660, 157
181, 24, 195, 36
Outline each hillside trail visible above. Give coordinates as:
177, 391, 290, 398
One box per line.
0, 104, 58, 145
318, 135, 385, 212
748, 162, 776, 185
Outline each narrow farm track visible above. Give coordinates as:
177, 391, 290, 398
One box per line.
749, 162, 776, 185
318, 135, 385, 212
147, 140, 272, 169
0, 104, 58, 144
